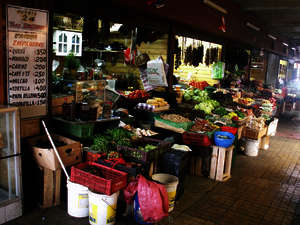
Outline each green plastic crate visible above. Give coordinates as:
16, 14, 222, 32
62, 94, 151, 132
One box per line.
57, 120, 94, 139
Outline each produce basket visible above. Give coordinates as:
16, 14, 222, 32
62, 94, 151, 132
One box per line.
70, 161, 127, 195
182, 132, 212, 147
117, 137, 171, 162
214, 131, 235, 148
243, 126, 267, 140
154, 116, 193, 133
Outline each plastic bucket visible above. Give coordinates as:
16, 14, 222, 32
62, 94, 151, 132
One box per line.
88, 191, 119, 225
67, 180, 89, 218
152, 173, 179, 212
245, 139, 260, 157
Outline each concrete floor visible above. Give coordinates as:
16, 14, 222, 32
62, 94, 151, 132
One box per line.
4, 114, 300, 225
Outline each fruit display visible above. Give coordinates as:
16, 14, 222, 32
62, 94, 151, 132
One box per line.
160, 114, 191, 123
189, 81, 209, 90
127, 90, 150, 99
146, 97, 168, 107
238, 98, 254, 106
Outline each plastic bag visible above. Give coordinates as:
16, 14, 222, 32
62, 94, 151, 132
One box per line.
147, 57, 168, 87
211, 61, 225, 79
123, 175, 169, 223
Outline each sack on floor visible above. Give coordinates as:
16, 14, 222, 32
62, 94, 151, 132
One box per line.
123, 175, 169, 223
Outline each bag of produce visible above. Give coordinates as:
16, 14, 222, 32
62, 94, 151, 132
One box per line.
147, 57, 168, 87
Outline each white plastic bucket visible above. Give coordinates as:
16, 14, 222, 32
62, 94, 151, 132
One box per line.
245, 139, 260, 157
152, 173, 179, 212
88, 191, 119, 225
67, 180, 89, 217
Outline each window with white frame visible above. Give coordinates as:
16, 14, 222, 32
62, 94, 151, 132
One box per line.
71, 34, 80, 54
53, 30, 82, 56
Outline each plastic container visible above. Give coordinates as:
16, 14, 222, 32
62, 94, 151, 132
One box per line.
55, 119, 95, 139
214, 131, 235, 148
182, 132, 212, 147
220, 126, 238, 135
88, 190, 119, 225
245, 139, 260, 157
152, 173, 179, 212
67, 180, 89, 218
70, 162, 127, 195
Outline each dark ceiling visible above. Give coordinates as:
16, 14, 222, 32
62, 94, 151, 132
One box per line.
232, 0, 300, 48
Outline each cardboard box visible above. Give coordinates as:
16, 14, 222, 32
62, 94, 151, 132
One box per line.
28, 134, 82, 170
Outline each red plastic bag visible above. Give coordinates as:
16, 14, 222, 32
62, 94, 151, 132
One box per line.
123, 175, 169, 223
124, 47, 137, 65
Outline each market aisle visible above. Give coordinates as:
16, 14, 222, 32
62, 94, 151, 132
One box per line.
159, 136, 300, 225
4, 135, 300, 225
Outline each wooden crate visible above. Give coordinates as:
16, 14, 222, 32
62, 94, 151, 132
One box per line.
237, 125, 245, 140
39, 168, 61, 208
189, 155, 202, 176
21, 118, 41, 138
267, 118, 278, 136
51, 95, 74, 116
28, 134, 82, 171
210, 146, 233, 182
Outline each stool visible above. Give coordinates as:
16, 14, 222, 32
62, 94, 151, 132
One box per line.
210, 145, 233, 182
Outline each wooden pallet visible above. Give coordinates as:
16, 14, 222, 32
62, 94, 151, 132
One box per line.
210, 146, 233, 182
40, 167, 61, 208
189, 155, 202, 176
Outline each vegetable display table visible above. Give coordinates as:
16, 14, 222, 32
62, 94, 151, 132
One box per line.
210, 145, 233, 182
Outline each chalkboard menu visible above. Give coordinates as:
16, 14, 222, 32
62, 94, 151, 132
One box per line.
6, 5, 48, 118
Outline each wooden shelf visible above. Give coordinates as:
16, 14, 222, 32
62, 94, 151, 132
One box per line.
83, 49, 123, 53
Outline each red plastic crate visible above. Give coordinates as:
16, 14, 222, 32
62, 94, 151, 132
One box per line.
220, 126, 238, 135
70, 161, 127, 195
182, 132, 212, 147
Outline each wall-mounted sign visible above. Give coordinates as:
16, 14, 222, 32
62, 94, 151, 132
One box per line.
6, 5, 48, 118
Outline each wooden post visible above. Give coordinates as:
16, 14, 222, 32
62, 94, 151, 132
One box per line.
0, 4, 6, 105
41, 167, 61, 208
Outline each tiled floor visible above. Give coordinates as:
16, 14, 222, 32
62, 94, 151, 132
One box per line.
5, 116, 300, 225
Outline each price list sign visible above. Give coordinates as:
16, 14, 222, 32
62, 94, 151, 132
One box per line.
7, 5, 48, 118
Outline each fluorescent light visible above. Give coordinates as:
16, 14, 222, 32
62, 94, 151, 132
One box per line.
283, 42, 289, 47
292, 47, 296, 50
246, 22, 261, 31
110, 23, 122, 32
203, 0, 228, 14
267, 34, 277, 40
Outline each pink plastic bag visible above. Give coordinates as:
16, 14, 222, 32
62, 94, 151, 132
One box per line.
123, 175, 169, 223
